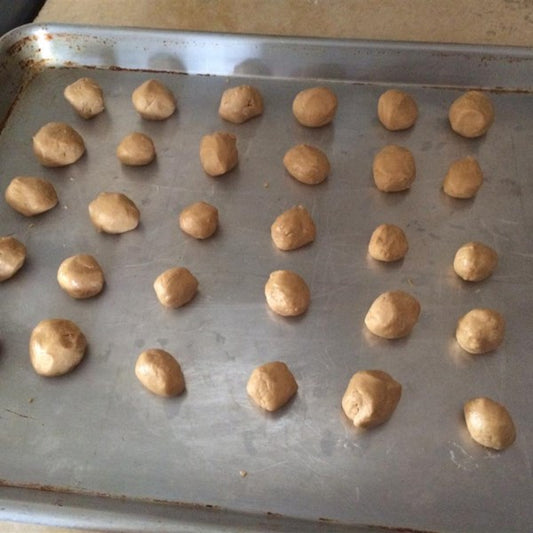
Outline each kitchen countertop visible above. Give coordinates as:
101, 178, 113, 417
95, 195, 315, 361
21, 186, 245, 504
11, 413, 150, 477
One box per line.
2, 2, 532, 532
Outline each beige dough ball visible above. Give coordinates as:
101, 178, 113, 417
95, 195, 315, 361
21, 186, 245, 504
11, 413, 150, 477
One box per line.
116, 132, 156, 166
57, 254, 105, 299
5, 176, 58, 216
442, 156, 483, 199
341, 370, 402, 429
131, 79, 176, 120
154, 267, 198, 309
372, 145, 416, 192
377, 89, 418, 131
449, 90, 494, 138
368, 224, 408, 262
179, 201, 218, 240
88, 192, 140, 234
283, 144, 330, 185
135, 348, 185, 397
33, 122, 85, 167
0, 236, 26, 282
265, 270, 310, 317
199, 131, 238, 177
246, 361, 298, 412
218, 85, 263, 124
29, 318, 87, 377
464, 397, 516, 450
271, 205, 316, 251
64, 77, 105, 119
453, 242, 498, 282
292, 87, 337, 127
455, 308, 505, 354
365, 290, 421, 339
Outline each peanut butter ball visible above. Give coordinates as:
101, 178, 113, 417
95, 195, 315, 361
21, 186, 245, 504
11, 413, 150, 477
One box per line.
179, 201, 219, 240
116, 132, 156, 166
292, 87, 337, 127
5, 176, 58, 216
33, 122, 85, 167
283, 144, 330, 185
368, 224, 408, 262
218, 85, 263, 124
453, 242, 498, 282
199, 132, 238, 177
247, 361, 298, 412
449, 90, 494, 138
455, 308, 505, 354
372, 145, 416, 192
0, 236, 26, 282
265, 270, 310, 317
342, 370, 402, 429
29, 318, 87, 377
271, 205, 316, 251
154, 267, 198, 309
377, 89, 418, 131
88, 192, 140, 234
132, 79, 176, 120
464, 397, 516, 450
57, 254, 105, 299
64, 77, 105, 119
443, 156, 483, 199
135, 348, 185, 397
365, 290, 421, 339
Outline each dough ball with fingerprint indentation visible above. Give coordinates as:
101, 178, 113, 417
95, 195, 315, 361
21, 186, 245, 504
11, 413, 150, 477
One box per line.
33, 122, 85, 167
117, 132, 156, 166
449, 90, 494, 138
199, 132, 238, 177
132, 79, 176, 120
283, 144, 330, 185
5, 176, 58, 216
377, 89, 418, 131
265, 270, 310, 317
135, 348, 185, 397
64, 77, 105, 119
179, 201, 219, 240
0, 236, 26, 282
247, 361, 298, 412
29, 318, 87, 377
218, 85, 263, 124
292, 87, 337, 127
57, 254, 105, 299
271, 205, 316, 251
455, 308, 505, 354
372, 145, 416, 192
88, 192, 140, 234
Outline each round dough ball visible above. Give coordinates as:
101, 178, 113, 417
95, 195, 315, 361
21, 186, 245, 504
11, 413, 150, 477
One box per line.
218, 85, 263, 124
342, 370, 402, 429
5, 176, 58, 216
292, 87, 337, 127
0, 236, 26, 282
283, 144, 330, 185
365, 290, 421, 339
464, 397, 516, 450
116, 132, 156, 166
135, 348, 185, 397
453, 242, 498, 282
131, 79, 176, 120
442, 156, 483, 199
199, 132, 238, 177
246, 361, 298, 412
179, 201, 218, 239
64, 77, 104, 119
271, 205, 316, 251
455, 308, 505, 354
57, 254, 105, 299
449, 90, 494, 138
265, 270, 310, 317
88, 192, 140, 234
377, 89, 418, 131
368, 224, 408, 262
154, 267, 198, 309
33, 122, 85, 167
372, 145, 416, 192
29, 318, 87, 377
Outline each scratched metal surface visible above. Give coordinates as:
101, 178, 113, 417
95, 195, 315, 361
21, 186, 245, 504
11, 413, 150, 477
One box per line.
0, 25, 532, 532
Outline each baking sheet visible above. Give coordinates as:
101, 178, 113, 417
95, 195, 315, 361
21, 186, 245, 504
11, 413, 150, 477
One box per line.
0, 25, 532, 532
